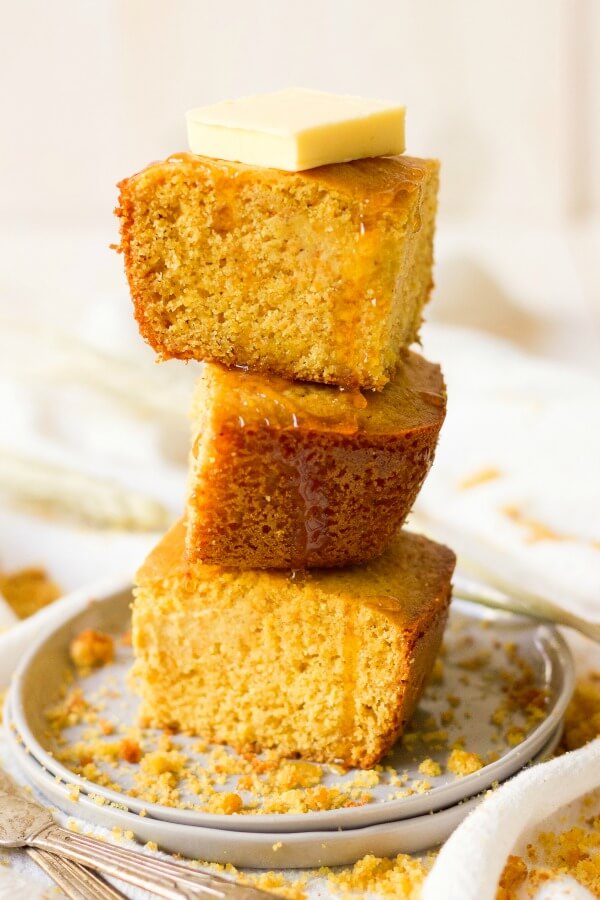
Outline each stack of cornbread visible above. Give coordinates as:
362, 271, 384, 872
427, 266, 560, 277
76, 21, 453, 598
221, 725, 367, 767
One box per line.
116, 89, 456, 769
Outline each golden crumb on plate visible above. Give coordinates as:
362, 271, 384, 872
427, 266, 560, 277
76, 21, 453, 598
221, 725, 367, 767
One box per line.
322, 852, 429, 897
418, 758, 442, 777
0, 566, 61, 618
69, 630, 114, 669
447, 748, 484, 776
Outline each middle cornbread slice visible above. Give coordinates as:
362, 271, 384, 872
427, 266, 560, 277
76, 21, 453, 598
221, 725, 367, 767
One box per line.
186, 350, 446, 569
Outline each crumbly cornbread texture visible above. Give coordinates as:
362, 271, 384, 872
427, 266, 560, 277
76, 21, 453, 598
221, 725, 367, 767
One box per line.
0, 566, 61, 618
116, 153, 439, 389
186, 352, 445, 568
132, 522, 455, 768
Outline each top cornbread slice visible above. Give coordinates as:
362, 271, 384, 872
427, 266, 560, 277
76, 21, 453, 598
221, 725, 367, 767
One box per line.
116, 153, 439, 389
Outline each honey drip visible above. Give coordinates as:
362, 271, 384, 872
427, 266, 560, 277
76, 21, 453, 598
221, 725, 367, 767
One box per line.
273, 441, 330, 570
340, 600, 360, 741
418, 389, 446, 408
230, 367, 367, 435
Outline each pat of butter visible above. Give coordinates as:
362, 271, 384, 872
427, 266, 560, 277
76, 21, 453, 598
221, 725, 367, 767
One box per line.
186, 88, 405, 171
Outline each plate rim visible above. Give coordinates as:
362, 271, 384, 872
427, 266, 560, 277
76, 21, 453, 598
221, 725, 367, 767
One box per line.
9, 581, 575, 834
3, 701, 564, 868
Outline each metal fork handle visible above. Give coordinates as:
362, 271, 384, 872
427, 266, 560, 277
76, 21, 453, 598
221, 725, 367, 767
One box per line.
33, 824, 273, 899
453, 572, 600, 644
27, 847, 126, 900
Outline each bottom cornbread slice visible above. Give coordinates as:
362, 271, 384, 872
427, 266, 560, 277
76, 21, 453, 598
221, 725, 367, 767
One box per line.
132, 521, 455, 768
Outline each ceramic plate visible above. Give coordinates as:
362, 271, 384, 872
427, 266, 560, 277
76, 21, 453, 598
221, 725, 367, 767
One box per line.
4, 698, 562, 868
10, 582, 574, 834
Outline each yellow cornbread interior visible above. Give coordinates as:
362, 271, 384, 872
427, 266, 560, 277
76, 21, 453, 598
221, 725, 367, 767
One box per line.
132, 522, 454, 768
118, 153, 439, 389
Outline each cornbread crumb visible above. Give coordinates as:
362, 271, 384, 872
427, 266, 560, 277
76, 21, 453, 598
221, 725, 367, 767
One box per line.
496, 673, 600, 897
0, 566, 61, 618
418, 758, 442, 777
447, 748, 484, 776
69, 630, 114, 669
413, 780, 432, 793
429, 659, 444, 685
140, 749, 187, 777
204, 792, 243, 815
459, 467, 502, 490
144, 841, 158, 852
562, 672, 600, 750
505, 726, 525, 746
497, 819, 600, 898
119, 738, 142, 764
323, 852, 428, 896
496, 854, 528, 898
245, 871, 308, 899
502, 505, 569, 543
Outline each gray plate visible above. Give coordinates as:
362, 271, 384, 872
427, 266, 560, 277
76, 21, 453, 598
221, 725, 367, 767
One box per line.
4, 698, 563, 868
10, 582, 574, 834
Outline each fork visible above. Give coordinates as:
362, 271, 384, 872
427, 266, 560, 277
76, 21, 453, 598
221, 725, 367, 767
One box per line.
0, 790, 273, 898
409, 512, 600, 643
0, 770, 125, 899
453, 570, 600, 643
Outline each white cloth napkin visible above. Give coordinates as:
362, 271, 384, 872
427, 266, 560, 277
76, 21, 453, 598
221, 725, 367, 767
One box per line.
415, 325, 600, 620
423, 739, 600, 900
0, 321, 599, 899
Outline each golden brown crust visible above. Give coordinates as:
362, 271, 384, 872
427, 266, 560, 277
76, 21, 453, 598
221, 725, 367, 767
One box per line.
185, 353, 446, 568
138, 521, 455, 634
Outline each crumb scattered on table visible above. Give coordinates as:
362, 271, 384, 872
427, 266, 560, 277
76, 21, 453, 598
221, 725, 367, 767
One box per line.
0, 566, 61, 618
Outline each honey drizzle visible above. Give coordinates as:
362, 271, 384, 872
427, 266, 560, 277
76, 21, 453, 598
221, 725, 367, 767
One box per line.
330, 158, 428, 384
274, 441, 330, 569
160, 153, 429, 387
340, 600, 360, 744
231, 367, 366, 434
219, 366, 372, 568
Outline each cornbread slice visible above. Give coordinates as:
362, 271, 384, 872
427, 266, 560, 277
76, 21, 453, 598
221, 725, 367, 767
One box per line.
116, 153, 439, 389
132, 521, 455, 768
187, 351, 446, 568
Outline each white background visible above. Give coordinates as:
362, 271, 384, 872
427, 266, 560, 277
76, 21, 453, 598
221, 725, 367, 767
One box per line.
1, 0, 600, 225
1, 0, 598, 372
